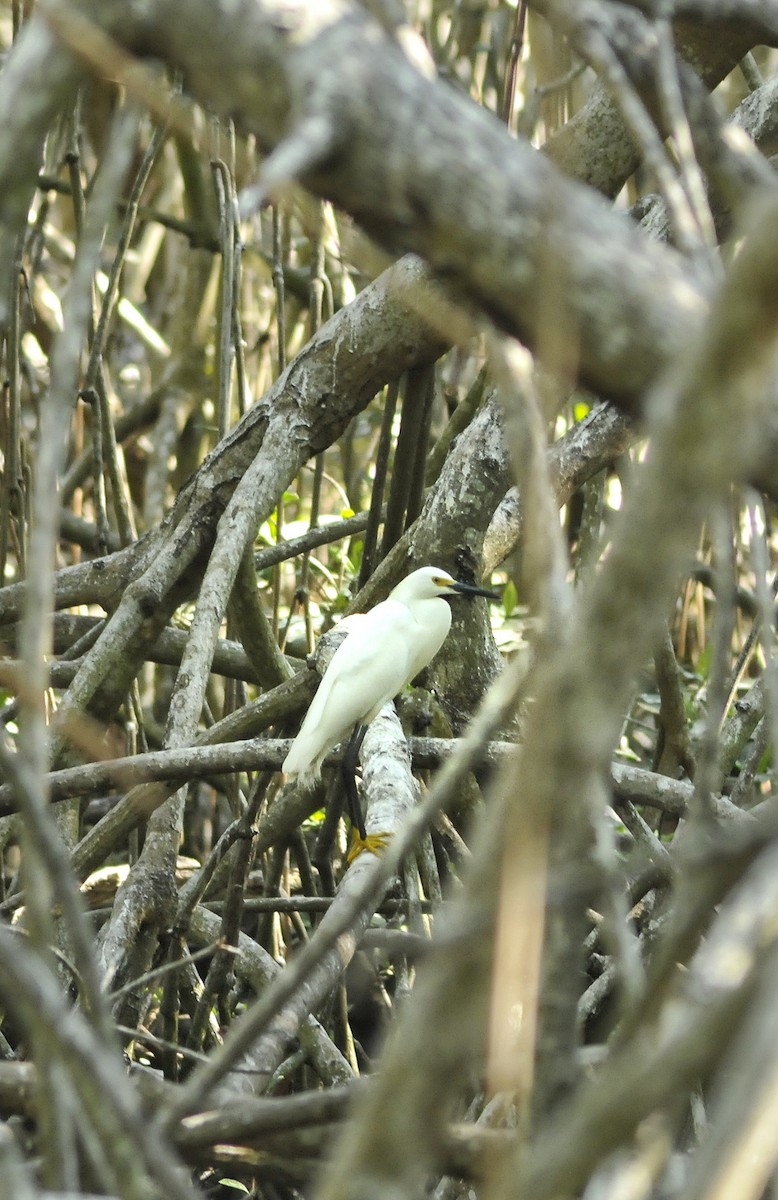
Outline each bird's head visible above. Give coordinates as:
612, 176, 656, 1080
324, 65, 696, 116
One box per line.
393, 566, 500, 602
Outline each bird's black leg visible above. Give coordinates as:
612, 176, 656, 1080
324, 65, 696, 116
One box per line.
342, 723, 368, 842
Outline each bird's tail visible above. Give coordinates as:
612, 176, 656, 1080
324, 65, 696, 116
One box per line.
282, 741, 323, 790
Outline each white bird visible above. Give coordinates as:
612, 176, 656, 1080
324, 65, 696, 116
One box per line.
282, 567, 499, 834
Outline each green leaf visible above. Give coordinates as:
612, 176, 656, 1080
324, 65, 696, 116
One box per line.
502, 578, 518, 617
696, 642, 713, 680
218, 1180, 249, 1193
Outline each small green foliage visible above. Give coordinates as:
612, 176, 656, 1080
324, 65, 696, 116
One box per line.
257, 492, 300, 544
696, 642, 713, 681
348, 537, 363, 573
502, 578, 518, 618
615, 739, 641, 763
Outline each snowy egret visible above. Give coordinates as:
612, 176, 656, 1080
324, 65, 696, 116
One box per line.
282, 566, 499, 853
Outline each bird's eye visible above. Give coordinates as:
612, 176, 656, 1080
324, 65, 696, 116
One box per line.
433, 576, 451, 588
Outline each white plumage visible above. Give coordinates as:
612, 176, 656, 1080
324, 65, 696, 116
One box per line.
282, 565, 497, 787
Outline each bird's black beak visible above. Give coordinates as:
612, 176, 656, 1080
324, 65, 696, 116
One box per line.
450, 579, 501, 602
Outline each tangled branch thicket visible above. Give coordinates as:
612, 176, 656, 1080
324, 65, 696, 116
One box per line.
1, 1, 778, 1197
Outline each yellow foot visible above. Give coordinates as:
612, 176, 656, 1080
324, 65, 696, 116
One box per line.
347, 831, 391, 865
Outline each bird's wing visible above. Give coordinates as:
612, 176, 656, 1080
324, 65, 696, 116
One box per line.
318, 598, 451, 716
283, 602, 416, 780
319, 601, 417, 718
